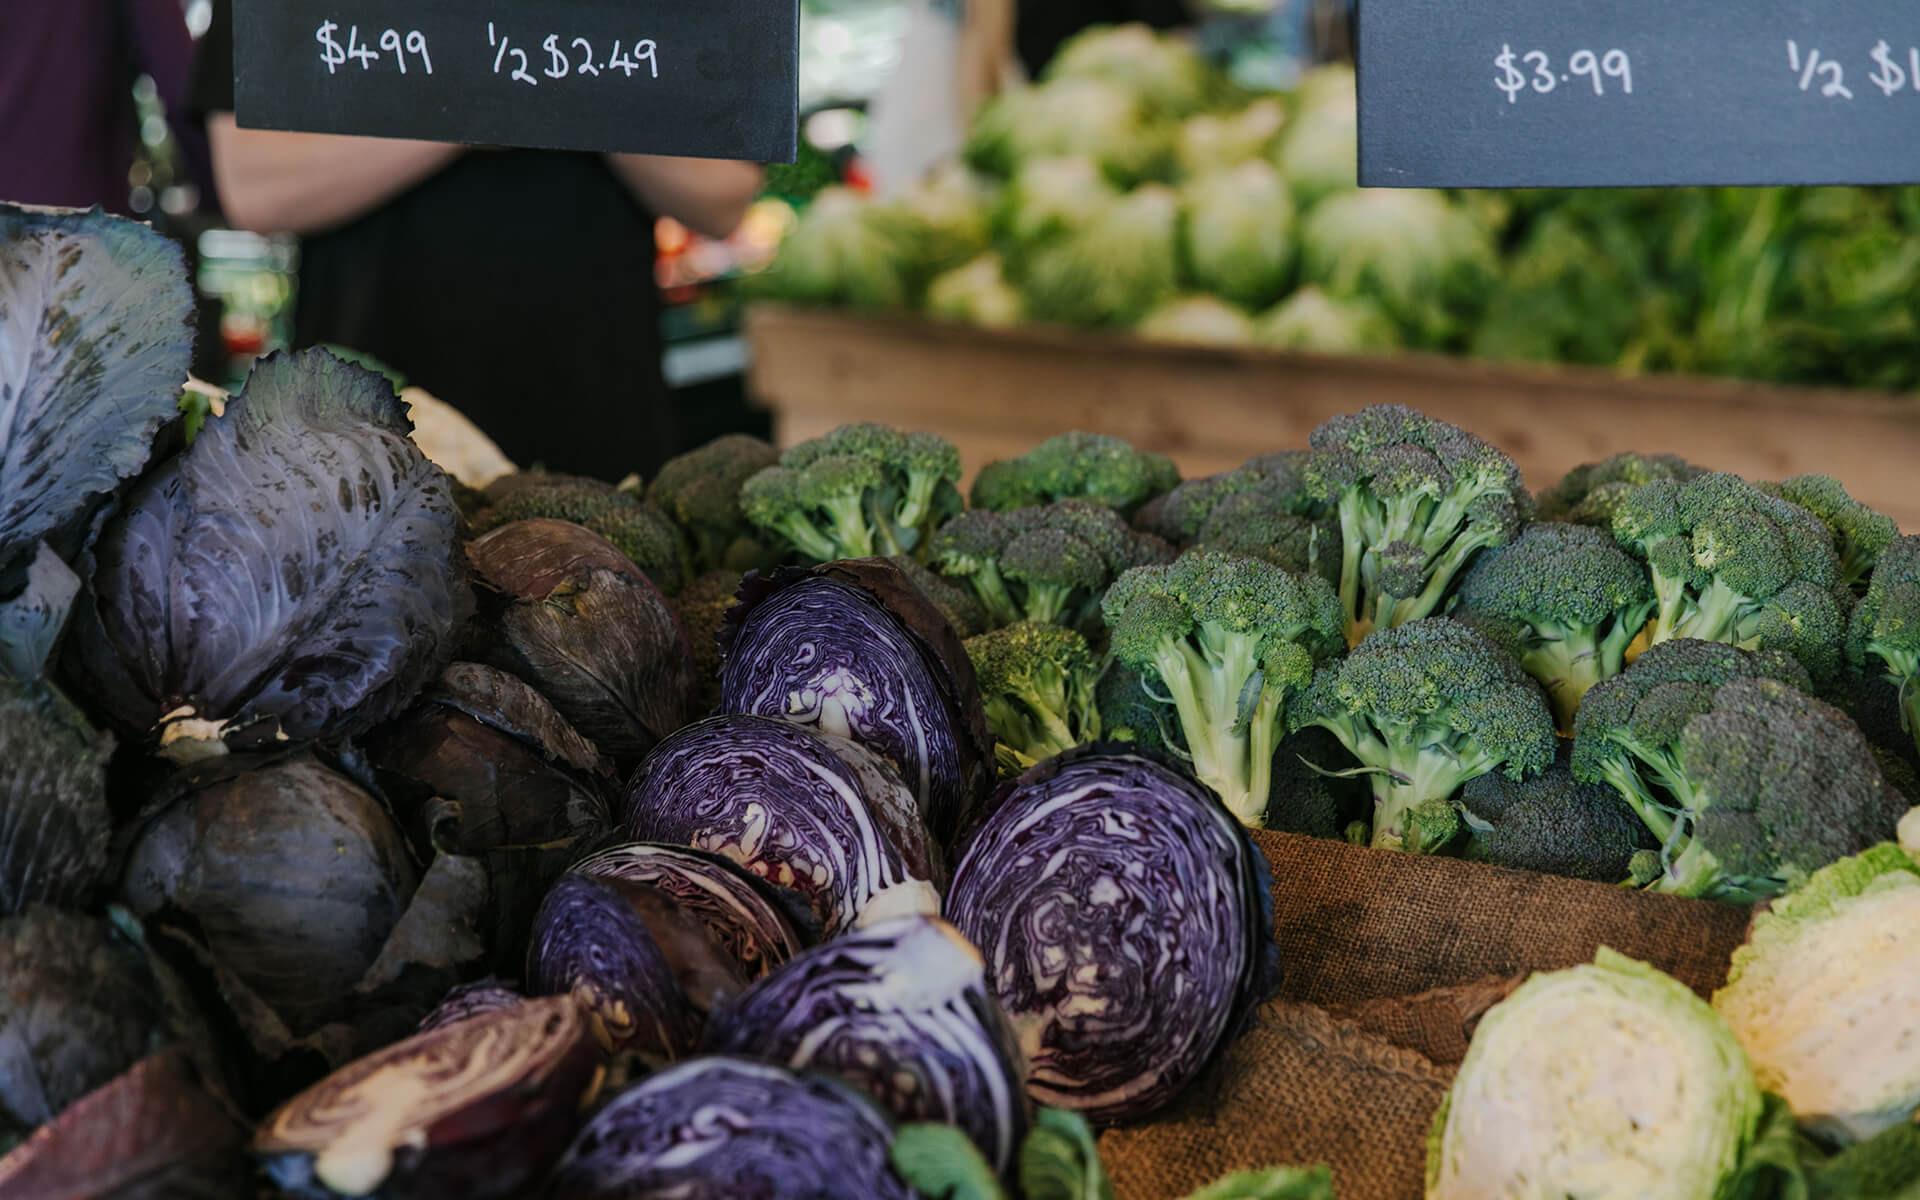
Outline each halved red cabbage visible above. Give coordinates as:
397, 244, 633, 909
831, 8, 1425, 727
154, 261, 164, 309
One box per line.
572, 842, 808, 975
547, 1056, 913, 1200
705, 915, 1030, 1173
623, 714, 940, 936
256, 995, 602, 1199
525, 874, 709, 1059
719, 560, 993, 841
66, 349, 467, 763
466, 519, 692, 763
417, 979, 524, 1033
0, 678, 112, 915
945, 749, 1277, 1123
121, 755, 418, 1035
0, 205, 192, 583
0, 1048, 246, 1198
0, 907, 162, 1136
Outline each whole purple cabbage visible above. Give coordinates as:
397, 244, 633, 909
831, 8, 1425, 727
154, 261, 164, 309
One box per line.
719, 560, 993, 841
0, 678, 112, 915
67, 349, 467, 763
417, 978, 523, 1033
572, 842, 808, 975
705, 915, 1029, 1173
946, 749, 1276, 1123
623, 714, 941, 936
547, 1056, 913, 1200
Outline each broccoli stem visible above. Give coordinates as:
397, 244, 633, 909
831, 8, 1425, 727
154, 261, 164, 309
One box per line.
774, 514, 847, 563
894, 471, 940, 532
1366, 736, 1488, 852
1670, 577, 1746, 646
1383, 526, 1496, 630
1646, 566, 1693, 644
1518, 628, 1610, 731
1335, 496, 1367, 641
1593, 754, 1676, 842
819, 493, 878, 559
1022, 583, 1074, 627
964, 566, 1023, 628
1869, 644, 1920, 753
1150, 626, 1266, 825
1651, 837, 1724, 898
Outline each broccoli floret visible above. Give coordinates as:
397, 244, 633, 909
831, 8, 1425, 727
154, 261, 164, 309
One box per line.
1138, 452, 1341, 585
1457, 746, 1649, 882
1571, 638, 1812, 848
965, 622, 1102, 775
741, 423, 962, 562
647, 434, 779, 574
1300, 405, 1530, 644
1102, 548, 1344, 825
969, 431, 1179, 515
932, 500, 1170, 632
1611, 472, 1849, 687
1143, 452, 1320, 542
1654, 678, 1908, 902
1290, 617, 1557, 852
475, 473, 691, 594
888, 555, 991, 639
1095, 660, 1179, 757
1767, 475, 1897, 595
1847, 534, 1920, 762
1451, 522, 1657, 729
1267, 726, 1363, 839
1536, 452, 1700, 528
672, 569, 742, 715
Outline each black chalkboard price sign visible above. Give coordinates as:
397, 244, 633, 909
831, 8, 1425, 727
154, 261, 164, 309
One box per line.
1358, 0, 1920, 187
233, 0, 798, 162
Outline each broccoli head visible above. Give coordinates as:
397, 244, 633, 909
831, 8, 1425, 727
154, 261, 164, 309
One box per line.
887, 554, 991, 640
1536, 452, 1701, 528
1300, 405, 1530, 644
1573, 641, 1902, 901
1094, 660, 1179, 757
647, 434, 780, 574
965, 622, 1102, 775
740, 423, 962, 563
672, 569, 743, 716
1102, 548, 1344, 825
1767, 474, 1897, 595
1290, 617, 1557, 852
932, 500, 1171, 632
1452, 521, 1656, 729
1846, 534, 1920, 763
1268, 726, 1365, 840
1457, 745, 1649, 882
1610, 472, 1849, 687
1139, 452, 1340, 584
1571, 637, 1812, 847
475, 473, 691, 594
969, 431, 1179, 515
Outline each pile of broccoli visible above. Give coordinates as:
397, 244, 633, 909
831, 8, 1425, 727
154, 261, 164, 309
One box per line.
547, 404, 1911, 899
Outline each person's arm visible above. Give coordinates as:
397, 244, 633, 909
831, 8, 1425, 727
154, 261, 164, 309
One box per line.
604, 155, 763, 240
206, 115, 463, 234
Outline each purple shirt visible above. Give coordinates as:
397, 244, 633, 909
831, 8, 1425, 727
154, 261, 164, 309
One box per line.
0, 0, 208, 211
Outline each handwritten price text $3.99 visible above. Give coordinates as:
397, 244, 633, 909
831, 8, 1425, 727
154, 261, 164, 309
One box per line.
1494, 44, 1633, 102
316, 22, 433, 74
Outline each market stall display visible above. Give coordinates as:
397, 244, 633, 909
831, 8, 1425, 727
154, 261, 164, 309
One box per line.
4, 188, 1920, 1200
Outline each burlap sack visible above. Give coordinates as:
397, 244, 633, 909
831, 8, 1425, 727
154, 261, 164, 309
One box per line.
1101, 832, 1758, 1200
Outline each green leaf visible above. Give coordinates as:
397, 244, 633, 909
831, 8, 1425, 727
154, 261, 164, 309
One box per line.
890, 1124, 1005, 1200
1808, 1122, 1920, 1200
1183, 1164, 1335, 1200
1020, 1109, 1114, 1200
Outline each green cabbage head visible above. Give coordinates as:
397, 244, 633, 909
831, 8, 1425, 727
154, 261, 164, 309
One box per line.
1021, 185, 1179, 328
1181, 160, 1296, 309
1428, 948, 1766, 1200
1135, 296, 1256, 347
1713, 842, 1920, 1147
1257, 287, 1399, 354
926, 254, 1024, 329
1300, 189, 1494, 348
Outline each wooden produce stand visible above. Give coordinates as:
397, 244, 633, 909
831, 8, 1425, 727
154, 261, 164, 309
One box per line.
747, 305, 1920, 530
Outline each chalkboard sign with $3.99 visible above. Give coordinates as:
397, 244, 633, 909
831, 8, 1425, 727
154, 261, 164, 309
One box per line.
234, 0, 798, 162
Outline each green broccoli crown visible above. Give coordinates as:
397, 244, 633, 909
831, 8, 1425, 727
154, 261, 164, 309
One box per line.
477, 475, 691, 594
887, 554, 990, 639
1847, 534, 1920, 684
648, 434, 779, 572
673, 569, 744, 713
1195, 488, 1340, 584
1768, 474, 1897, 592
965, 621, 1103, 774
1294, 618, 1557, 781
744, 423, 962, 562
1610, 472, 1848, 684
1094, 659, 1179, 756
1267, 726, 1362, 839
968, 431, 1179, 514
1457, 522, 1653, 631
932, 500, 1170, 630
1537, 452, 1700, 527
1103, 548, 1345, 670
1458, 748, 1648, 882
1665, 677, 1907, 898
1147, 450, 1320, 544
1300, 405, 1530, 639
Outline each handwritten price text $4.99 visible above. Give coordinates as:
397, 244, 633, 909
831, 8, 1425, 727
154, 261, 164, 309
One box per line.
316, 22, 433, 74
1494, 45, 1633, 102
